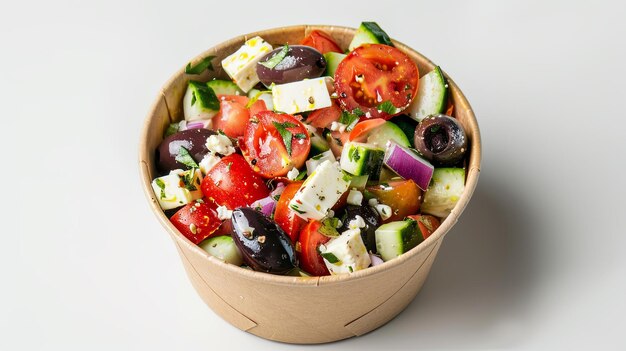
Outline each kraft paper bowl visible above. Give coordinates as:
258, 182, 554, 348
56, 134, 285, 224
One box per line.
139, 25, 481, 344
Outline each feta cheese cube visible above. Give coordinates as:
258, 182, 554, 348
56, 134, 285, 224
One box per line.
221, 36, 273, 92
205, 134, 235, 156
199, 153, 221, 175
305, 149, 335, 175
319, 229, 371, 275
151, 169, 203, 210
286, 167, 300, 180
271, 77, 332, 114
289, 160, 350, 220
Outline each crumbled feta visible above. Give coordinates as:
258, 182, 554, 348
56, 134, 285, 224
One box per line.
319, 228, 371, 275
347, 189, 363, 206
216, 205, 233, 220
375, 204, 393, 220
205, 134, 235, 156
199, 153, 221, 175
286, 167, 300, 180
368, 198, 379, 206
348, 215, 366, 229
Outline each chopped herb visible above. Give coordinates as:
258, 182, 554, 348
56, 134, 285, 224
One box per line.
155, 178, 166, 199
259, 44, 289, 69
319, 217, 339, 237
348, 147, 360, 162
190, 91, 197, 106
339, 107, 365, 131
378, 100, 397, 115
185, 55, 216, 74
295, 170, 307, 180
182, 169, 198, 191
311, 153, 324, 160
290, 204, 306, 214
226, 162, 233, 171
175, 146, 199, 168
294, 133, 307, 139
273, 195, 281, 201
321, 252, 340, 264
348, 266, 354, 273
188, 81, 219, 110
217, 129, 226, 136
164, 123, 179, 137
272, 121, 297, 155
341, 171, 353, 183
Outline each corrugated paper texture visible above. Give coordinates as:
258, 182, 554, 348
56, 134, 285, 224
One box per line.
139, 25, 481, 344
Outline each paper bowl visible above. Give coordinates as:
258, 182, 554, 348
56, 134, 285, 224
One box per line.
139, 25, 481, 344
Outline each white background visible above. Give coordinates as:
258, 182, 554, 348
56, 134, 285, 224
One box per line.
2, 0, 625, 349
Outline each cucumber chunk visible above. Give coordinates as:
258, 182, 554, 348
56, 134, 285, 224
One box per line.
199, 235, 243, 266
375, 219, 421, 261
207, 79, 243, 96
349, 22, 394, 51
421, 168, 465, 218
390, 115, 418, 147
366, 121, 411, 148
183, 80, 220, 122
340, 142, 385, 180
407, 66, 447, 122
323, 52, 347, 77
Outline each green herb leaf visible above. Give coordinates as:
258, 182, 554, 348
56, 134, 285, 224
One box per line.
295, 170, 307, 180
290, 204, 306, 214
348, 266, 354, 273
175, 146, 199, 169
272, 121, 297, 156
321, 252, 341, 264
185, 56, 216, 74
339, 107, 365, 131
378, 100, 398, 115
294, 133, 307, 139
181, 169, 198, 191
188, 81, 220, 111
259, 44, 289, 69
164, 123, 179, 137
190, 91, 197, 106
319, 217, 339, 237
155, 178, 166, 199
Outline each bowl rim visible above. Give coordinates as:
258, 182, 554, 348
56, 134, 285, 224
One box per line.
138, 24, 481, 287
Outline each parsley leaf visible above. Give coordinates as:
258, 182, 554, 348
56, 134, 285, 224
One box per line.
175, 146, 199, 169
321, 252, 341, 264
339, 107, 365, 131
185, 56, 216, 74
319, 217, 340, 237
259, 44, 289, 69
164, 123, 179, 137
272, 121, 297, 156
155, 178, 166, 199
181, 169, 198, 191
295, 169, 307, 180
294, 133, 307, 139
378, 100, 398, 115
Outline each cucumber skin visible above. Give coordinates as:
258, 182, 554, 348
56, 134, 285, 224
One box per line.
375, 219, 420, 261
199, 235, 243, 266
310, 132, 330, 155
366, 121, 411, 148
342, 143, 385, 180
408, 66, 448, 122
349, 22, 394, 51
390, 115, 418, 147
323, 52, 347, 78
207, 79, 243, 96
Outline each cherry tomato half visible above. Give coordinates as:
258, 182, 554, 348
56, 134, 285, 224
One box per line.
212, 95, 252, 138
406, 214, 441, 240
306, 101, 342, 129
297, 220, 330, 276
201, 154, 270, 209
300, 30, 343, 54
241, 111, 311, 178
274, 181, 307, 243
335, 44, 419, 120
170, 199, 221, 244
366, 179, 422, 222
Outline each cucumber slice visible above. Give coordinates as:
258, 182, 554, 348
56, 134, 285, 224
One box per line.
366, 121, 411, 148
407, 66, 448, 122
183, 80, 220, 122
349, 22, 394, 51
340, 142, 385, 180
199, 235, 243, 266
421, 168, 465, 218
349, 174, 369, 189
375, 219, 421, 261
310, 130, 330, 155
323, 52, 347, 77
390, 115, 418, 147
207, 79, 243, 96
248, 88, 274, 110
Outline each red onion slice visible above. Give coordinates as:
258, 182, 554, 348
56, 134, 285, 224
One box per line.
383, 142, 434, 191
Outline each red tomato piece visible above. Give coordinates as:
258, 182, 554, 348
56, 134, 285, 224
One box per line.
241, 111, 311, 178
406, 214, 441, 240
297, 220, 330, 276
366, 179, 422, 222
170, 199, 221, 244
335, 44, 419, 120
201, 154, 270, 209
248, 99, 268, 116
274, 181, 307, 243
306, 101, 342, 129
348, 118, 386, 142
300, 30, 343, 54
212, 95, 250, 138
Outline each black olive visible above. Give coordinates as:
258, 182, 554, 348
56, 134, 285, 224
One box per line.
256, 45, 326, 87
337, 205, 382, 253
155, 128, 216, 173
230, 208, 297, 274
414, 114, 467, 166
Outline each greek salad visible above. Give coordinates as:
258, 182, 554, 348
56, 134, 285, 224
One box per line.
151, 22, 468, 276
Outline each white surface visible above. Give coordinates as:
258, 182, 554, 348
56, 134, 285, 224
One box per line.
2, 0, 625, 349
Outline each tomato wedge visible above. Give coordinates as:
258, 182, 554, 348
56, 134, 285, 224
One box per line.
212, 95, 250, 138
201, 154, 270, 209
300, 30, 343, 54
170, 199, 221, 244
366, 179, 422, 222
306, 102, 342, 129
274, 181, 307, 243
241, 111, 311, 178
335, 44, 419, 120
297, 220, 330, 276
407, 214, 441, 240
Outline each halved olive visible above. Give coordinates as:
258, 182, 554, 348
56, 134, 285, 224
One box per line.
230, 208, 297, 274
414, 114, 467, 166
337, 205, 382, 253
256, 45, 326, 87
155, 128, 216, 173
